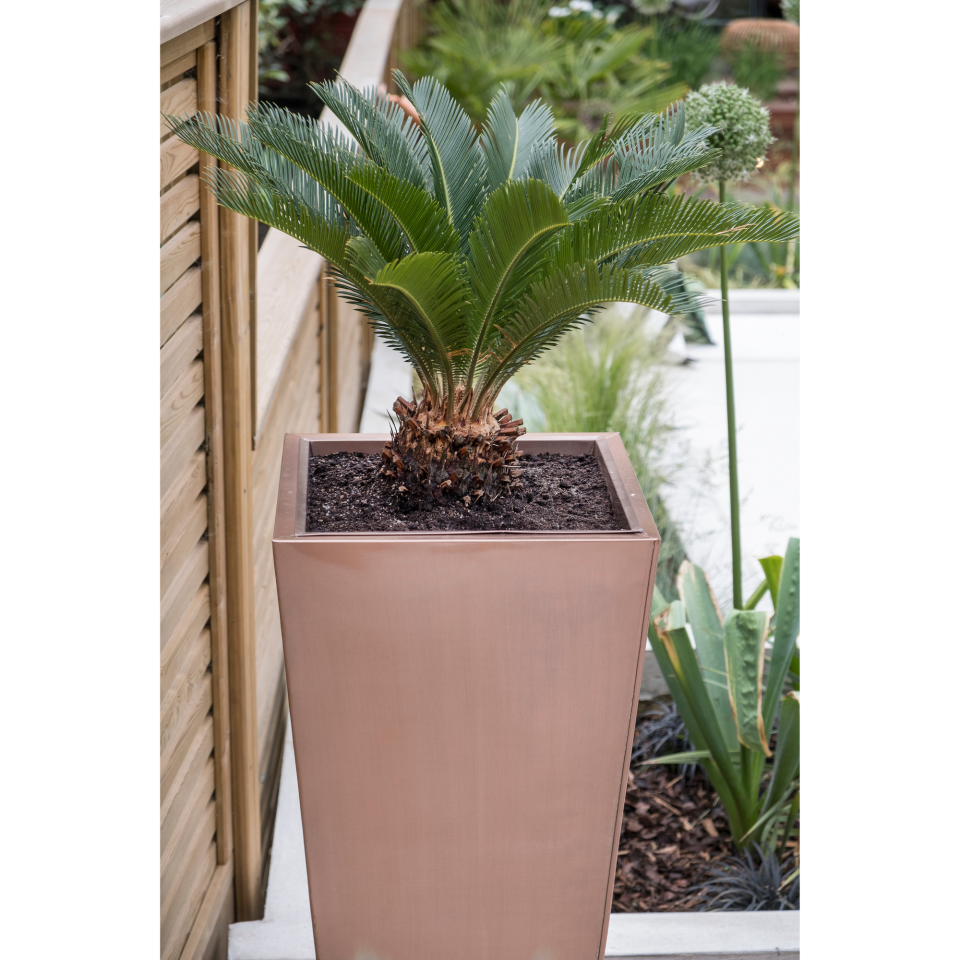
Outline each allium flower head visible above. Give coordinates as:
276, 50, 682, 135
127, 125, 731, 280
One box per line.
684, 82, 774, 184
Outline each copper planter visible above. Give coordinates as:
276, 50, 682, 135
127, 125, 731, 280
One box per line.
273, 433, 660, 960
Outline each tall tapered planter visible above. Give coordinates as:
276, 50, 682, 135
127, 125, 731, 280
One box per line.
273, 432, 660, 960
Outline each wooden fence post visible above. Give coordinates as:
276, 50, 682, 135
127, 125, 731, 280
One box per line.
218, 0, 263, 922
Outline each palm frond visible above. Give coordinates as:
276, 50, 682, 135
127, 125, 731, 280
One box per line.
396, 73, 487, 243
480, 90, 556, 191
370, 252, 475, 401
309, 78, 430, 189
473, 262, 677, 412
464, 178, 570, 388
346, 165, 459, 255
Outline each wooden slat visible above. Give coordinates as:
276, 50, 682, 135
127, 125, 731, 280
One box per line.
160, 314, 203, 399
219, 0, 262, 920
161, 494, 208, 597
161, 220, 202, 295
161, 360, 204, 450
162, 759, 216, 899
162, 747, 215, 867
161, 76, 198, 141
162, 752, 215, 865
161, 403, 205, 499
161, 815, 217, 960
161, 583, 210, 701
161, 540, 209, 648
161, 19, 216, 68
162, 136, 199, 192
161, 174, 201, 245
161, 712, 214, 829
179, 861, 234, 960
161, 450, 206, 553
198, 35, 233, 869
161, 268, 202, 346
161, 633, 211, 758
161, 674, 213, 807
161, 50, 196, 86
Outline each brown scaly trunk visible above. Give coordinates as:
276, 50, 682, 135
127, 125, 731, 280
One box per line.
380, 394, 525, 502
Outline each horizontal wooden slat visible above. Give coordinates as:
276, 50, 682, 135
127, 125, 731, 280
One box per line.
163, 752, 215, 868
161, 540, 209, 648
161, 77, 198, 141
161, 583, 210, 701
160, 314, 203, 399
179, 862, 234, 960
161, 403, 205, 499
161, 494, 209, 597
161, 670, 212, 805
161, 267, 202, 346
161, 360, 205, 450
161, 451, 207, 553
161, 49, 197, 86
161, 811, 217, 960
161, 711, 214, 828
162, 136, 198, 191
161, 18, 216, 68
255, 230, 323, 434
161, 174, 201, 244
162, 765, 215, 905
161, 220, 202, 296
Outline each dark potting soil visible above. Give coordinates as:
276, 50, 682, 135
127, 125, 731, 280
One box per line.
305, 451, 621, 532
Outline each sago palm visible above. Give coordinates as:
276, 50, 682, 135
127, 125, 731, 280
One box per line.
168, 72, 798, 499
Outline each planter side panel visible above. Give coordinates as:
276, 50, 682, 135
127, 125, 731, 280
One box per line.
274, 535, 655, 960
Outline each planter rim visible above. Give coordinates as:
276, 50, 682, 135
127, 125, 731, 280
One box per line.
274, 431, 661, 543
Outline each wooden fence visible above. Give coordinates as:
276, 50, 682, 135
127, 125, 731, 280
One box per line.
159, 1, 419, 957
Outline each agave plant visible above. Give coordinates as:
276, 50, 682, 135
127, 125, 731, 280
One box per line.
168, 73, 798, 498
645, 538, 800, 853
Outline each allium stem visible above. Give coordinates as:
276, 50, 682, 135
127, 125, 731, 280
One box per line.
718, 179, 743, 610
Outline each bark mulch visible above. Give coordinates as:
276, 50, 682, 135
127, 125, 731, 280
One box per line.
613, 741, 735, 912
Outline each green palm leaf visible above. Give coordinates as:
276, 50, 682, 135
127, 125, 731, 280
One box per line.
395, 73, 486, 243
480, 90, 556, 191
464, 178, 570, 389
370, 253, 475, 402
309, 78, 430, 190
472, 261, 677, 411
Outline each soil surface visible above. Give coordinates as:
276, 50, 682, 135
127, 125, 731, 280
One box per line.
305, 451, 621, 532
613, 727, 735, 912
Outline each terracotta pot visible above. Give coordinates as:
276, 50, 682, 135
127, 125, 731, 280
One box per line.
720, 17, 800, 72
273, 433, 661, 960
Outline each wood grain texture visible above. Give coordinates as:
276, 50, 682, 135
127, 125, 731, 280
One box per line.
161, 403, 205, 499
161, 811, 217, 960
163, 750, 215, 865
161, 540, 209, 649
161, 314, 204, 399
161, 642, 212, 762
198, 34, 234, 871
161, 494, 209, 596
161, 676, 213, 808
161, 268, 202, 346
254, 229, 322, 435
162, 136, 199, 191
218, 1, 262, 920
162, 174, 201, 245
178, 861, 234, 960
161, 584, 211, 701
161, 17, 216, 65
161, 50, 196, 86
161, 220, 202, 295
161, 76, 198, 141
161, 713, 214, 834
161, 360, 205, 450
162, 763, 216, 904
